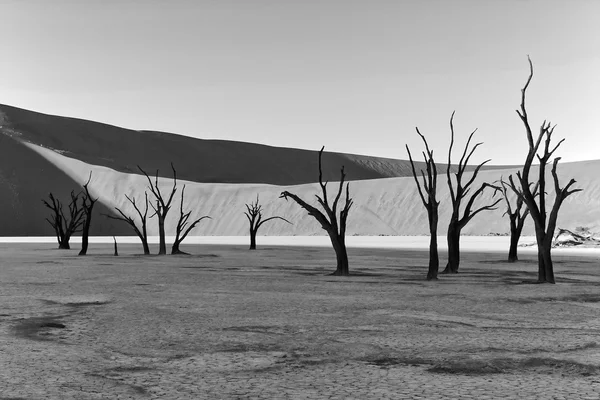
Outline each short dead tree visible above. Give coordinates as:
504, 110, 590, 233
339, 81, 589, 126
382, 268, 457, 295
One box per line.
244, 195, 291, 250
280, 146, 353, 276
104, 192, 151, 255
43, 191, 85, 249
508, 57, 582, 283
499, 175, 538, 262
139, 164, 178, 255
113, 236, 119, 256
444, 111, 501, 274
406, 128, 440, 280
171, 185, 211, 255
79, 172, 98, 256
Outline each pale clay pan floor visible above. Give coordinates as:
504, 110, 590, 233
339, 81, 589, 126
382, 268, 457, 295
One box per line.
1, 243, 600, 399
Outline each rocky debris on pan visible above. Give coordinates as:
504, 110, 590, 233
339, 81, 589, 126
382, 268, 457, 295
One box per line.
553, 227, 600, 248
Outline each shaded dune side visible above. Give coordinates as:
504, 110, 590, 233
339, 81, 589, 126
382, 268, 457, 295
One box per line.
0, 135, 131, 236
0, 104, 439, 185
27, 142, 600, 237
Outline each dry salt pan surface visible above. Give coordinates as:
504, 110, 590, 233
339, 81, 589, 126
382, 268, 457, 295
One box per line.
2, 243, 600, 399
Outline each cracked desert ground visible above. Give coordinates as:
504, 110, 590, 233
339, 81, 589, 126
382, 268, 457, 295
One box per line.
2, 243, 600, 399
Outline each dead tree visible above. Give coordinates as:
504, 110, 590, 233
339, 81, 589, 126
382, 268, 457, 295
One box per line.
280, 146, 353, 276
499, 176, 538, 262
444, 112, 501, 274
244, 195, 291, 250
113, 236, 119, 256
508, 57, 582, 283
139, 164, 177, 255
172, 185, 211, 255
42, 191, 85, 249
78, 172, 98, 256
406, 129, 440, 280
104, 192, 151, 255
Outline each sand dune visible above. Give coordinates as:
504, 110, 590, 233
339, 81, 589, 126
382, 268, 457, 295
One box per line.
0, 104, 594, 238
0, 104, 520, 236
0, 103, 446, 185
26, 141, 600, 237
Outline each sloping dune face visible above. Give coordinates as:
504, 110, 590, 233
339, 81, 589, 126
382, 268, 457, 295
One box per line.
0, 104, 441, 185
0, 135, 132, 236
26, 142, 600, 237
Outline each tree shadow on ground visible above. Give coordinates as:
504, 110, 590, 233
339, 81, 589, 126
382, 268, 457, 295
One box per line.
13, 316, 68, 341
366, 355, 598, 376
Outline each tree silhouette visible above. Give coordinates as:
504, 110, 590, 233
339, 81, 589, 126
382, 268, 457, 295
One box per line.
79, 172, 98, 256
104, 192, 151, 255
244, 195, 290, 250
507, 57, 582, 283
139, 164, 178, 255
499, 176, 538, 262
280, 147, 353, 276
406, 129, 440, 280
444, 112, 501, 273
171, 185, 211, 254
43, 191, 85, 250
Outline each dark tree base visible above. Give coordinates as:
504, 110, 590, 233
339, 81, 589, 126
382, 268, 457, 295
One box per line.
329, 270, 350, 276
441, 268, 458, 274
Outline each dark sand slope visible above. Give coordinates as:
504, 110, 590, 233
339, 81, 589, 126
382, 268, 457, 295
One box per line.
0, 134, 131, 236
0, 104, 511, 186
1, 104, 423, 185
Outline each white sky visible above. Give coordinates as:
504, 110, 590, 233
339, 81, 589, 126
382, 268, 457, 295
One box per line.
0, 0, 598, 165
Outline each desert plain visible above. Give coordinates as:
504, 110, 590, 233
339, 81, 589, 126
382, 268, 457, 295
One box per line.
2, 241, 600, 399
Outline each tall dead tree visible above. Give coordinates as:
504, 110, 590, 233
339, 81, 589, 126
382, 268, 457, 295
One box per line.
104, 192, 151, 255
171, 185, 211, 255
139, 164, 177, 255
406, 129, 440, 280
508, 57, 582, 283
244, 195, 291, 250
444, 112, 501, 274
78, 172, 98, 256
280, 146, 353, 276
43, 191, 85, 249
499, 176, 538, 262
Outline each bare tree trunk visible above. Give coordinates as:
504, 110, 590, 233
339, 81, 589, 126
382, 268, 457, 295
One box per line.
158, 216, 166, 255
330, 234, 349, 276
507, 217, 521, 262
249, 228, 257, 250
535, 234, 555, 283
78, 172, 97, 256
444, 222, 460, 274
113, 236, 119, 256
427, 217, 439, 280
79, 215, 92, 255
171, 237, 191, 255
59, 240, 70, 250
142, 240, 150, 255
540, 243, 555, 284
508, 235, 519, 262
